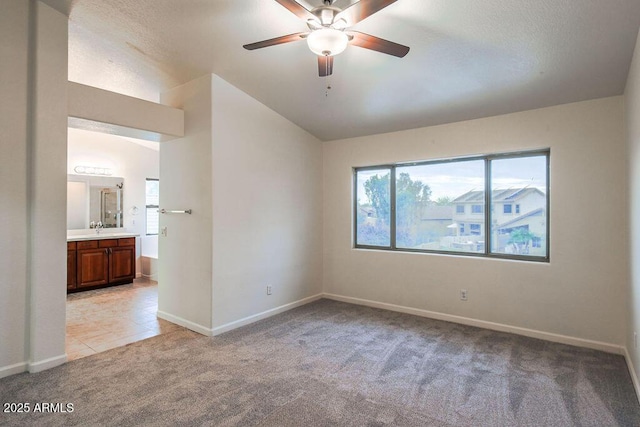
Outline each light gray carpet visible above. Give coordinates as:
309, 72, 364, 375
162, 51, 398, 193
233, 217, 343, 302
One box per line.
1, 299, 639, 426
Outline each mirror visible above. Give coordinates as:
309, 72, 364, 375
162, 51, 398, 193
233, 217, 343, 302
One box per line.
67, 175, 124, 230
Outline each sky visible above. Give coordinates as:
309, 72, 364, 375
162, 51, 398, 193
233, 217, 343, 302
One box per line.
356, 155, 547, 203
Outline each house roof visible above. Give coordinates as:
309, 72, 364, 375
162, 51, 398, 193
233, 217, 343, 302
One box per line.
452, 187, 545, 203
421, 205, 453, 220
453, 190, 484, 203
498, 208, 545, 229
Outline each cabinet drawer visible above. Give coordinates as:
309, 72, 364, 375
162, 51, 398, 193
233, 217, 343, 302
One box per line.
76, 240, 98, 250
99, 239, 118, 248
118, 237, 135, 247
67, 241, 77, 250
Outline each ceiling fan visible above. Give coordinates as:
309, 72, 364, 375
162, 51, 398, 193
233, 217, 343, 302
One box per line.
243, 0, 409, 77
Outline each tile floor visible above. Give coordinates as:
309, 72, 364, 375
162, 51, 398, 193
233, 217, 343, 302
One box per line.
66, 278, 182, 361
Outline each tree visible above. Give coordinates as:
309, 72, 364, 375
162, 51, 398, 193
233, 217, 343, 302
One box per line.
358, 172, 432, 247
363, 174, 391, 223
434, 196, 453, 206
395, 172, 431, 231
508, 227, 536, 254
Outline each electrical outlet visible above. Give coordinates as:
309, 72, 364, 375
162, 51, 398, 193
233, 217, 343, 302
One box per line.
161, 226, 168, 237
266, 285, 272, 295
460, 289, 468, 301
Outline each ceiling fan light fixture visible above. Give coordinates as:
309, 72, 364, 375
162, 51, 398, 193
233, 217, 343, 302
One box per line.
307, 28, 348, 56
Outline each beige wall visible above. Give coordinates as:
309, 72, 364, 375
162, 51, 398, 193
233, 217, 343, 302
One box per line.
210, 75, 323, 331
324, 96, 627, 347
157, 74, 324, 335
158, 74, 214, 333
0, 1, 68, 377
67, 81, 184, 141
29, 0, 68, 372
626, 28, 640, 389
0, 0, 30, 376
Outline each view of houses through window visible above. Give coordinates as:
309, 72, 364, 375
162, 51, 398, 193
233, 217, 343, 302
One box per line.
355, 151, 549, 261
490, 155, 547, 256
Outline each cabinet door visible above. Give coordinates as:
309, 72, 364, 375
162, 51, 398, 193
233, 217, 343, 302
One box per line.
110, 246, 135, 283
67, 250, 76, 290
77, 248, 109, 288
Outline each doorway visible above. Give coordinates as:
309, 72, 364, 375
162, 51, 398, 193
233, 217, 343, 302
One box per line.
66, 128, 167, 359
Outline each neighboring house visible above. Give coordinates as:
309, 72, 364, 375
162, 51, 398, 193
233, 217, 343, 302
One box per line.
451, 189, 486, 236
418, 205, 454, 240
451, 187, 546, 252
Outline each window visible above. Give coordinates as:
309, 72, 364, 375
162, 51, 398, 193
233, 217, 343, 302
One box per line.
490, 155, 548, 257
355, 160, 485, 252
396, 159, 484, 252
353, 150, 549, 261
470, 224, 481, 235
145, 179, 159, 235
355, 168, 391, 247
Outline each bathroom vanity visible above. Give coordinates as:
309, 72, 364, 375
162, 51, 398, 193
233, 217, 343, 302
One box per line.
66, 173, 138, 292
67, 234, 137, 292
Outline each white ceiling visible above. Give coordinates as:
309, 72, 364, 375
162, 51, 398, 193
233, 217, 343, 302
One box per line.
44, 0, 640, 141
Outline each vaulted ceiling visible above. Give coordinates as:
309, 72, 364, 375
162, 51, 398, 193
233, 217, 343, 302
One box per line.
43, 0, 640, 141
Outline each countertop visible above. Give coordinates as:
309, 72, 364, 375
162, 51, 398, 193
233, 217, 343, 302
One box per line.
67, 232, 139, 242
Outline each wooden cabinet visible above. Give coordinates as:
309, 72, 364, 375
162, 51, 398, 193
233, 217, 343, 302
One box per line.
77, 242, 109, 289
69, 237, 136, 292
67, 242, 76, 290
110, 238, 136, 284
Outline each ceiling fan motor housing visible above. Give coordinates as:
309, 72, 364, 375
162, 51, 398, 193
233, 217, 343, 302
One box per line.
311, 5, 341, 27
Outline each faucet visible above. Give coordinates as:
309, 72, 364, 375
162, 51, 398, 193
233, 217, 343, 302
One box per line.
95, 221, 103, 234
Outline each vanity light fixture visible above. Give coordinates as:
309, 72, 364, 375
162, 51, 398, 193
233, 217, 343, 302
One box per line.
74, 165, 113, 176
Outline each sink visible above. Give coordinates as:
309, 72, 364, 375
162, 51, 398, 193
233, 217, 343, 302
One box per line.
67, 232, 138, 241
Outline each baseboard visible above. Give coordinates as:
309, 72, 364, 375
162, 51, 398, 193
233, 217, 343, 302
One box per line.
28, 354, 67, 373
323, 293, 624, 355
623, 347, 640, 404
157, 311, 214, 336
211, 294, 324, 336
0, 361, 28, 379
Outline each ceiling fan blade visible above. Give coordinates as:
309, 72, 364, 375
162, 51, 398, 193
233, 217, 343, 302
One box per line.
335, 0, 398, 26
318, 55, 334, 77
274, 0, 316, 21
348, 31, 409, 57
243, 32, 308, 50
